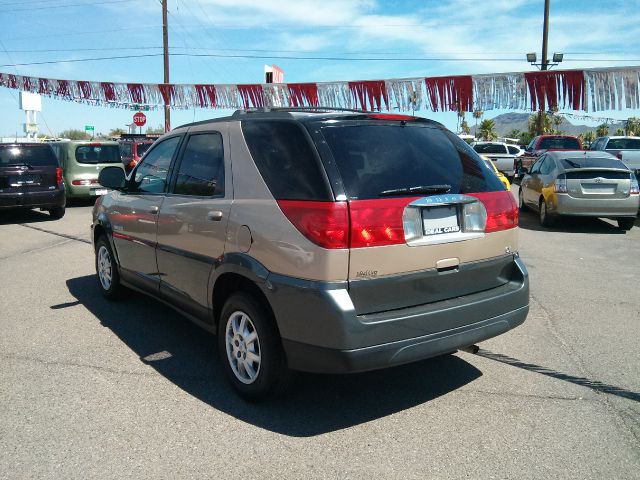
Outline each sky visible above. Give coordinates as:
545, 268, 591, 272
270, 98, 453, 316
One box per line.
1, 0, 639, 137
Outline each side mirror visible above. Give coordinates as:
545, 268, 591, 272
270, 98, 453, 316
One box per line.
98, 166, 126, 190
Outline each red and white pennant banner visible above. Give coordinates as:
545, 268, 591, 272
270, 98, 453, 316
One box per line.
1, 66, 639, 112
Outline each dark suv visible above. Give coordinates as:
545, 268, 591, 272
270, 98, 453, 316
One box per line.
93, 109, 529, 400
0, 143, 66, 218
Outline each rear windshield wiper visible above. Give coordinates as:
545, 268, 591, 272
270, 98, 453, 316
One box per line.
379, 184, 452, 197
563, 159, 582, 168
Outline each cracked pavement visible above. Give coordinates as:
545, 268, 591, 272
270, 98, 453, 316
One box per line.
1, 192, 639, 479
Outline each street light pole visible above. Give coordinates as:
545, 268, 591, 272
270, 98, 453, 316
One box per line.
162, 0, 170, 133
537, 0, 550, 135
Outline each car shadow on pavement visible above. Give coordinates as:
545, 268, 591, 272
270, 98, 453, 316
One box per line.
476, 348, 640, 403
0, 208, 56, 225
517, 209, 635, 234
65, 274, 483, 437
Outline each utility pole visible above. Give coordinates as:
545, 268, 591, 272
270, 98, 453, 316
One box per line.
162, 0, 170, 133
536, 0, 550, 135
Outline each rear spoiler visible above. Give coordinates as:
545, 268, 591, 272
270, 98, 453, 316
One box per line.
563, 167, 632, 174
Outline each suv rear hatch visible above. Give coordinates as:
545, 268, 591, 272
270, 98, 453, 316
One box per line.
0, 144, 61, 196
298, 115, 516, 316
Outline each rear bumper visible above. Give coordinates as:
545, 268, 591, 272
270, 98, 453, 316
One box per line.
553, 193, 639, 217
267, 256, 529, 374
0, 189, 65, 210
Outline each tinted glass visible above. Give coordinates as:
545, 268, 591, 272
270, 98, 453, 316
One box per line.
134, 136, 180, 193
119, 143, 132, 157
540, 157, 555, 175
559, 157, 628, 170
507, 145, 520, 154
241, 121, 331, 200
473, 143, 506, 154
538, 137, 580, 150
174, 133, 224, 197
606, 138, 640, 150
74, 144, 121, 164
136, 143, 153, 157
0, 144, 58, 166
319, 123, 504, 199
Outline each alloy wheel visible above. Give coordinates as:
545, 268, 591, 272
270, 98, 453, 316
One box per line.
225, 311, 261, 384
97, 245, 112, 290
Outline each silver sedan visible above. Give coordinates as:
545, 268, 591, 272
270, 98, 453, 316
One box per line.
518, 151, 639, 230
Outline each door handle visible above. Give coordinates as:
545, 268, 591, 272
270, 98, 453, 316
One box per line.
150, 205, 159, 214
207, 210, 223, 221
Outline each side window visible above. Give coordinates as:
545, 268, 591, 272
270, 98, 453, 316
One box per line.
120, 143, 132, 157
527, 138, 537, 151
530, 156, 544, 174
173, 133, 225, 197
508, 145, 520, 155
133, 136, 181, 193
540, 157, 554, 175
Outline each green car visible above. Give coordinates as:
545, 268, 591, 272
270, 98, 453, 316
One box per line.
51, 141, 124, 200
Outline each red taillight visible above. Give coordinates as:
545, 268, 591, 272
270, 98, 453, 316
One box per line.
616, 153, 623, 160
277, 201, 349, 249
349, 198, 416, 248
55, 167, 63, 186
468, 191, 518, 233
71, 179, 99, 186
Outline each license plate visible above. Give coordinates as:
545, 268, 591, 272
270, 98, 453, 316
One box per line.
9, 174, 41, 186
422, 205, 460, 236
91, 188, 109, 196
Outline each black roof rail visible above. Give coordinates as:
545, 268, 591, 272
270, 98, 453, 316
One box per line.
231, 106, 372, 117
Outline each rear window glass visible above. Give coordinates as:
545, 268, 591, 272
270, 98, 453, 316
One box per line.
241, 121, 331, 200
318, 123, 504, 199
136, 143, 152, 157
473, 143, 506, 154
74, 145, 121, 164
606, 138, 640, 150
119, 143, 132, 157
538, 137, 581, 150
0, 144, 58, 166
559, 157, 628, 170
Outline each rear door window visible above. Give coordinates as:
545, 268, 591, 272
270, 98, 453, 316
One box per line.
172, 133, 224, 197
473, 143, 507, 154
241, 120, 331, 200
606, 138, 640, 150
0, 144, 58, 166
75, 144, 121, 164
559, 157, 628, 170
317, 123, 504, 199
507, 145, 520, 154
538, 137, 581, 150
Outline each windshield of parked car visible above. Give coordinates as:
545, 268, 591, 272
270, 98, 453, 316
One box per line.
318, 123, 504, 199
74, 145, 121, 164
0, 144, 58, 166
473, 143, 506, 154
606, 138, 640, 150
538, 137, 581, 150
560, 157, 628, 169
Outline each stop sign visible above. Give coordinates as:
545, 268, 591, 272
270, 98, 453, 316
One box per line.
133, 111, 147, 127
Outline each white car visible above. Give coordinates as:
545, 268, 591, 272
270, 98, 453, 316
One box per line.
472, 141, 519, 179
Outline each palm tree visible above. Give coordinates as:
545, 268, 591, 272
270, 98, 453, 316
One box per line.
456, 106, 466, 133
472, 110, 483, 138
478, 119, 497, 141
615, 128, 625, 136
460, 119, 471, 135
625, 117, 640, 136
595, 123, 609, 137
584, 131, 596, 146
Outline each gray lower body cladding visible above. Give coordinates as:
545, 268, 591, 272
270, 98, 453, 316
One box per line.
265, 256, 529, 374
0, 189, 65, 210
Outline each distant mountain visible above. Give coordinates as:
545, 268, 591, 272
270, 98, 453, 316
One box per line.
470, 112, 625, 137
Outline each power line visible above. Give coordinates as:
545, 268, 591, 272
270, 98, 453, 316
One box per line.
3, 0, 138, 12
2, 25, 162, 41
2, 54, 640, 67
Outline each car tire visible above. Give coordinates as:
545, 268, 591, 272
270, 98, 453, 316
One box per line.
617, 218, 635, 231
48, 206, 65, 219
539, 198, 555, 227
217, 292, 291, 402
95, 236, 124, 300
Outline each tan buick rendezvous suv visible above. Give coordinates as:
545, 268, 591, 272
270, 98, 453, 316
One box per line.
93, 108, 529, 401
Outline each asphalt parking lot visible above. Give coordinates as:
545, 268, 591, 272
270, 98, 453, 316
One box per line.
1, 191, 639, 479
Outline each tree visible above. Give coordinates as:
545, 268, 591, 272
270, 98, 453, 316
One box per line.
460, 119, 471, 135
59, 129, 90, 140
109, 128, 126, 137
595, 123, 609, 137
146, 124, 165, 134
584, 131, 596, 145
506, 129, 522, 141
472, 110, 483, 136
625, 117, 640, 136
478, 119, 497, 140
615, 128, 625, 136
456, 107, 466, 133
